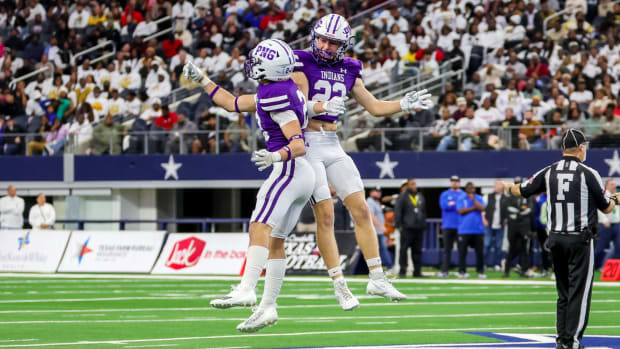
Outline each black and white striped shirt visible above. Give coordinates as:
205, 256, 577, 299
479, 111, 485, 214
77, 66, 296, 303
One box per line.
520, 156, 610, 233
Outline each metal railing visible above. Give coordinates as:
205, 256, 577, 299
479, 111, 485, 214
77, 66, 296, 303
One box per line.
543, 5, 577, 33
53, 218, 249, 233
71, 40, 116, 65
8, 66, 51, 89
143, 15, 173, 42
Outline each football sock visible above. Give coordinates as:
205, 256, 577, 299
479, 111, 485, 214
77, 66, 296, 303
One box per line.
260, 259, 286, 307
369, 267, 385, 280
239, 245, 269, 290
328, 266, 343, 280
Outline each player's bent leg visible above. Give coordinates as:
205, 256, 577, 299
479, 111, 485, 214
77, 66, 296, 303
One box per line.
210, 222, 271, 309
310, 161, 360, 310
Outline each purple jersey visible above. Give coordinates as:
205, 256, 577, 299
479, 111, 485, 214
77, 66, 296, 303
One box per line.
293, 50, 362, 123
256, 79, 308, 152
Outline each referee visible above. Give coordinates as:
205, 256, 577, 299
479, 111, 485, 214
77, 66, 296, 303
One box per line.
503, 129, 620, 349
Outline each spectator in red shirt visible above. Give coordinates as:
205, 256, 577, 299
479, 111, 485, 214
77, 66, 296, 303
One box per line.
162, 34, 183, 58
155, 105, 178, 131
259, 8, 286, 31
121, 4, 144, 26
525, 55, 550, 78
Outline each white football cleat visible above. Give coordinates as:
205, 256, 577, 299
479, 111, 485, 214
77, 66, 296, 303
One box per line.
236, 305, 278, 333
366, 275, 407, 302
333, 278, 360, 311
210, 285, 256, 309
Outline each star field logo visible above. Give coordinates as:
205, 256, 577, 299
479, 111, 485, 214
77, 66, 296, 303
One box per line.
17, 232, 30, 250
78, 237, 93, 264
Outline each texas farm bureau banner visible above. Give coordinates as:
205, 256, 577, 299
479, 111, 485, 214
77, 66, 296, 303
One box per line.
285, 232, 359, 275
57, 231, 166, 273
0, 230, 70, 272
151, 233, 249, 275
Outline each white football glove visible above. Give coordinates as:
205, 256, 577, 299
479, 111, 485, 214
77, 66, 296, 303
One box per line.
322, 96, 346, 115
182, 61, 211, 87
400, 89, 434, 113
251, 149, 282, 171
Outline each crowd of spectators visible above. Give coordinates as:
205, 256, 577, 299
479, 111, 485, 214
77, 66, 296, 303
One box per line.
0, 0, 619, 156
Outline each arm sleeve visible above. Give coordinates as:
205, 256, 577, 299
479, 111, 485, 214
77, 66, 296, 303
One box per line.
520, 166, 549, 198
270, 110, 298, 127
584, 167, 611, 211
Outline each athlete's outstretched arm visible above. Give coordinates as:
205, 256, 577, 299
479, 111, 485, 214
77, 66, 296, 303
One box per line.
183, 62, 256, 113
350, 78, 433, 117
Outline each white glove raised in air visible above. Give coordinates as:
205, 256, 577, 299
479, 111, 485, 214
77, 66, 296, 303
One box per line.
400, 89, 433, 113
251, 149, 282, 171
182, 61, 212, 87
322, 96, 346, 115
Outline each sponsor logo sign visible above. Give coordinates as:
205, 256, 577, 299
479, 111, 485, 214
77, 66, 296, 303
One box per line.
152, 233, 248, 275
57, 231, 165, 273
0, 230, 70, 272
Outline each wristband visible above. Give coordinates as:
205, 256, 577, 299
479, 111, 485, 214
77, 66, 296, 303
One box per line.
288, 134, 303, 142
282, 146, 291, 162
234, 96, 240, 113
209, 85, 220, 99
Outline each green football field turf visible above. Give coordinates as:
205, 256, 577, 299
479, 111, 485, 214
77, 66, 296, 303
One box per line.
0, 273, 619, 348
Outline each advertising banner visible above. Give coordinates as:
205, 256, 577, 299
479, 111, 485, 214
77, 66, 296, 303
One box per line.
0, 230, 70, 272
151, 233, 249, 275
57, 231, 166, 273
285, 232, 359, 275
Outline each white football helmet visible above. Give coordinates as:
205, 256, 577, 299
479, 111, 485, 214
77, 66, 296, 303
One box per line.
244, 39, 296, 82
311, 14, 353, 65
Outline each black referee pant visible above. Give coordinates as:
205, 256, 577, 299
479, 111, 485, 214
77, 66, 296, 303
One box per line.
400, 228, 424, 277
548, 233, 594, 349
505, 229, 529, 276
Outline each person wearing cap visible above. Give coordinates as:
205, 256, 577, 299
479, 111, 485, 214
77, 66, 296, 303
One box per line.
438, 175, 464, 277
503, 128, 620, 349
394, 179, 427, 277
367, 188, 393, 271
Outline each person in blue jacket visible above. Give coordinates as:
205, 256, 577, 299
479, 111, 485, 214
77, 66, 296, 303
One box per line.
438, 175, 463, 277
456, 182, 486, 278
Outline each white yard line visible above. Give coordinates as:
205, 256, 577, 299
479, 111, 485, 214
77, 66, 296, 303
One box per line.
123, 345, 178, 348
1, 326, 620, 347
0, 341, 37, 344
1, 298, 620, 314
0, 310, 618, 325
355, 321, 398, 325
2, 273, 620, 287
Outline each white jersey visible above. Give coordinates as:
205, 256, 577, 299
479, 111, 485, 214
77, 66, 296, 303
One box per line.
0, 195, 25, 229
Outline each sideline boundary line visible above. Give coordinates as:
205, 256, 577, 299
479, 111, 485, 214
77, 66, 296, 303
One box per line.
2, 273, 620, 287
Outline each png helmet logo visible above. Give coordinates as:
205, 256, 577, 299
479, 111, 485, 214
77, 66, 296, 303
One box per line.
165, 237, 206, 270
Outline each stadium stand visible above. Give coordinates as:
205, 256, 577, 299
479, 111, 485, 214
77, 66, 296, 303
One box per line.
0, 0, 618, 156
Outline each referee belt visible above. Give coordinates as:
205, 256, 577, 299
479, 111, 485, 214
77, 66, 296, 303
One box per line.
549, 231, 583, 236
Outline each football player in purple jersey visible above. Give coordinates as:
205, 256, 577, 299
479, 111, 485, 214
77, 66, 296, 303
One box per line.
184, 14, 432, 311
184, 39, 316, 332
286, 14, 432, 306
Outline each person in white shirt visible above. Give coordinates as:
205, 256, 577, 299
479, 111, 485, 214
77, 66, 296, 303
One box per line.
124, 91, 142, 117
145, 63, 170, 90
28, 194, 55, 230
139, 98, 163, 125
26, 0, 47, 22
68, 111, 93, 154
133, 12, 157, 38
205, 46, 231, 74
475, 98, 503, 125
169, 50, 193, 73
98, 63, 121, 91
505, 51, 527, 79
119, 65, 142, 91
68, 4, 90, 30
26, 90, 45, 120
147, 73, 172, 99
569, 80, 593, 104
526, 95, 552, 122
86, 87, 109, 122
171, 0, 195, 30
437, 106, 490, 151
0, 185, 25, 229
